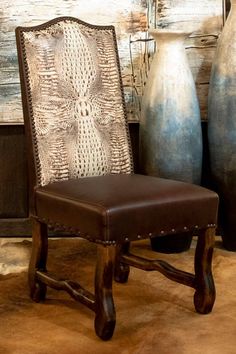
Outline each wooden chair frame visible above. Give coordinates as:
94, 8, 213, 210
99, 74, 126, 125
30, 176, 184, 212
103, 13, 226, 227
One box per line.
15, 17, 217, 340
29, 218, 216, 340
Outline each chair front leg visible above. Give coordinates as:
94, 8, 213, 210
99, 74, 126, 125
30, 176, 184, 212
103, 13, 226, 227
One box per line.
194, 227, 216, 314
94, 244, 116, 341
29, 218, 48, 302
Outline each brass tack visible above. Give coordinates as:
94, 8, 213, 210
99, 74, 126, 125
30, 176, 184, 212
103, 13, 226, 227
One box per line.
149, 233, 152, 237
195, 225, 199, 229
125, 237, 129, 242
137, 235, 141, 239
160, 230, 165, 235
171, 229, 175, 233
184, 226, 188, 230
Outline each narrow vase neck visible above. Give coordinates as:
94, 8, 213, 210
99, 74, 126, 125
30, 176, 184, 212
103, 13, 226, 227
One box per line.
149, 29, 190, 47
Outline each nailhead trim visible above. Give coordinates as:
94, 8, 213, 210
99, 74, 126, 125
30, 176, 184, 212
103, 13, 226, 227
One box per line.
36, 217, 217, 245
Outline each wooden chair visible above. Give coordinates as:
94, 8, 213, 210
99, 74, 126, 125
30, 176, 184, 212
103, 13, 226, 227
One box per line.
15, 17, 219, 341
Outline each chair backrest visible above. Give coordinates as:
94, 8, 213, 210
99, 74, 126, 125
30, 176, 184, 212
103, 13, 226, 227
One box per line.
16, 17, 133, 193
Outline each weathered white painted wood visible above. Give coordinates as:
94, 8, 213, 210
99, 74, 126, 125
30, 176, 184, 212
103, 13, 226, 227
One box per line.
156, 0, 223, 32
0, 0, 226, 123
0, 0, 147, 123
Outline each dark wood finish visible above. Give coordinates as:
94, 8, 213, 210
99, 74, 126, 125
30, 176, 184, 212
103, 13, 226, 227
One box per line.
0, 125, 28, 218
36, 271, 95, 310
0, 218, 31, 237
30, 219, 116, 340
121, 252, 195, 288
194, 227, 216, 314
94, 245, 116, 341
119, 227, 216, 314
28, 222, 216, 339
29, 218, 48, 302
114, 241, 130, 283
0, 124, 30, 237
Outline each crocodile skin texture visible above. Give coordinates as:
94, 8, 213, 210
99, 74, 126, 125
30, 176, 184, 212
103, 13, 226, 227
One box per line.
23, 20, 132, 186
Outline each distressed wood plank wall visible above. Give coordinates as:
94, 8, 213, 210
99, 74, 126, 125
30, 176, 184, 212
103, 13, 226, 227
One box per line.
0, 0, 226, 123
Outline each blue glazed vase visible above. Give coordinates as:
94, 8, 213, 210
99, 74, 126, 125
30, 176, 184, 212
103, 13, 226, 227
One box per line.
140, 29, 202, 184
208, 0, 236, 251
139, 29, 202, 253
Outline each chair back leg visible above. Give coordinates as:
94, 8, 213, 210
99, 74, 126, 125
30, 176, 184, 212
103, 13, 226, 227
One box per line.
29, 218, 48, 302
114, 241, 130, 283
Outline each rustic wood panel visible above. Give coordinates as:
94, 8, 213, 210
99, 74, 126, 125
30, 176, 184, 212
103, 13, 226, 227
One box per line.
0, 125, 28, 218
156, 0, 223, 31
0, 1, 226, 123
0, 218, 31, 237
0, 0, 148, 124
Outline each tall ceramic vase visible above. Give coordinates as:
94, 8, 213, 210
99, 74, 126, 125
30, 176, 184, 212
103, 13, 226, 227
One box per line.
208, 0, 236, 251
140, 29, 202, 253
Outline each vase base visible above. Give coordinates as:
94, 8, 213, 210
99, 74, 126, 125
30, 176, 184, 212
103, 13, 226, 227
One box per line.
150, 232, 193, 254
222, 234, 236, 252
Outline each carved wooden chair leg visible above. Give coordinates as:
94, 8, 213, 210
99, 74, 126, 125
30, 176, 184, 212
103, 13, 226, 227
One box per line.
114, 241, 130, 283
194, 227, 216, 314
29, 218, 48, 302
94, 245, 116, 341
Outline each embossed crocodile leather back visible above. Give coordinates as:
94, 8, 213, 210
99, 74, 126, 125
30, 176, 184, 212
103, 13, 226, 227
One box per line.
18, 18, 133, 186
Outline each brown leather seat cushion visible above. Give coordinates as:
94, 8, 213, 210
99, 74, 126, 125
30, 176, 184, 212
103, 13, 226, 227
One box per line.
35, 174, 218, 243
